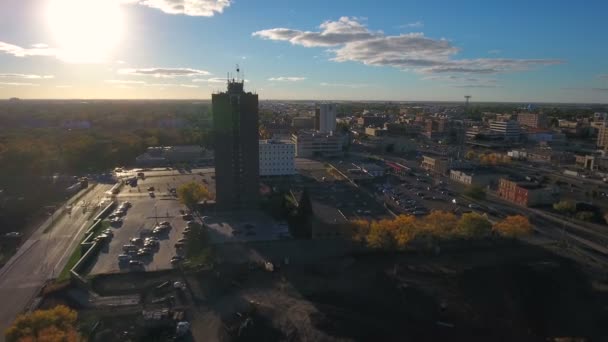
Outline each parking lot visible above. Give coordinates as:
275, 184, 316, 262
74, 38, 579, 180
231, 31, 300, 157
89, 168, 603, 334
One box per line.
88, 169, 214, 275
204, 212, 290, 244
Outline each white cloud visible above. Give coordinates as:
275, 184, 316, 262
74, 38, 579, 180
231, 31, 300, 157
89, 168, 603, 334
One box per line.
123, 0, 230, 17
254, 17, 563, 76
268, 77, 306, 82
320, 82, 372, 88
192, 77, 229, 83
118, 67, 211, 78
146, 83, 199, 88
105, 79, 147, 84
0, 82, 39, 86
0, 41, 58, 58
402, 21, 424, 28
0, 73, 54, 79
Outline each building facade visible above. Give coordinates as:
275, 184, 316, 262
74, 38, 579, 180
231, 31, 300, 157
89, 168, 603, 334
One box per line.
292, 116, 315, 130
517, 112, 547, 129
598, 124, 608, 151
421, 156, 449, 174
212, 78, 259, 209
315, 103, 337, 133
449, 169, 498, 187
291, 131, 343, 157
489, 120, 521, 141
259, 140, 296, 176
497, 178, 558, 207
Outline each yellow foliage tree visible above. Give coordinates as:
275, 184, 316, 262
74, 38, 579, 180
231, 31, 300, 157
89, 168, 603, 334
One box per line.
5, 305, 81, 342
367, 219, 395, 249
177, 181, 211, 208
392, 215, 419, 248
493, 215, 533, 238
421, 210, 458, 237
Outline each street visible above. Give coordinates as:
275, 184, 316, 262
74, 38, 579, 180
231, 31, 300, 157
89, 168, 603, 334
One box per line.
0, 184, 112, 338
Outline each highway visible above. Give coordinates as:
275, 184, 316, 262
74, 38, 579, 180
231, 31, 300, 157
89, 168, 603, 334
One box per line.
0, 183, 112, 338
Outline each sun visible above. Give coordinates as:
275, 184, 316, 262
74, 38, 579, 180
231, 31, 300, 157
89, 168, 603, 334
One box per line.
46, 0, 125, 63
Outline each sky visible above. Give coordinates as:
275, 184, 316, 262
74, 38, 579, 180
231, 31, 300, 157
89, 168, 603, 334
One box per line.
0, 0, 607, 103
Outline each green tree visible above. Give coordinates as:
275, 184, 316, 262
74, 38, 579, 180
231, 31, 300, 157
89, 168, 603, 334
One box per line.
457, 212, 492, 237
553, 200, 576, 215
5, 305, 81, 342
575, 211, 595, 222
177, 182, 211, 208
465, 185, 486, 200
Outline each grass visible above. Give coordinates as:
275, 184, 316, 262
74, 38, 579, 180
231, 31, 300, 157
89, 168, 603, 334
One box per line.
55, 220, 110, 282
56, 246, 82, 282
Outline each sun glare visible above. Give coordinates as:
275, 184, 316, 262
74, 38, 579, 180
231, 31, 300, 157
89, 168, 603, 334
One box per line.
46, 0, 124, 63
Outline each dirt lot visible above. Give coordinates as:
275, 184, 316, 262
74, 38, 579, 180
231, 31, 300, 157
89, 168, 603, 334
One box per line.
185, 241, 608, 342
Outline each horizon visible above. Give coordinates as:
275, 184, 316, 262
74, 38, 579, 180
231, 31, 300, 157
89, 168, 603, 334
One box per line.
1, 0, 607, 102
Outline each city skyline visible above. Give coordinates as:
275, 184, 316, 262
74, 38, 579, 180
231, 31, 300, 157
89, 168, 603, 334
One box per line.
1, 0, 607, 102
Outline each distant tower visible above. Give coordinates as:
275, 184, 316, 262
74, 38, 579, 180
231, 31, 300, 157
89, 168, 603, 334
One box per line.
464, 95, 472, 107
212, 66, 259, 210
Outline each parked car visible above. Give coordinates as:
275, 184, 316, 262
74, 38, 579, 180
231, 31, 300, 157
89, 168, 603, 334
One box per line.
129, 260, 144, 268
122, 244, 138, 252
103, 229, 114, 237
182, 214, 193, 220
174, 242, 185, 249
147, 186, 155, 191
130, 237, 143, 245
118, 254, 131, 262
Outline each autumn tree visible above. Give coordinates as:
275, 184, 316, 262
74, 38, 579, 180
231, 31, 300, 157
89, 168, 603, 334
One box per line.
457, 212, 492, 237
392, 215, 419, 248
5, 305, 81, 342
177, 181, 211, 208
421, 210, 458, 237
493, 215, 533, 238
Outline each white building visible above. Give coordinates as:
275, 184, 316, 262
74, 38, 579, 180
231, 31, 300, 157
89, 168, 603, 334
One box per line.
316, 103, 337, 133
259, 140, 296, 176
489, 120, 521, 141
291, 131, 343, 157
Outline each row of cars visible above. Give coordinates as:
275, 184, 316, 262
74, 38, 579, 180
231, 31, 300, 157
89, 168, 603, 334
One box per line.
117, 220, 172, 269
109, 201, 131, 226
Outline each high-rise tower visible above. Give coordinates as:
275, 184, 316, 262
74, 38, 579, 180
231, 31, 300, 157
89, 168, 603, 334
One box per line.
212, 67, 259, 209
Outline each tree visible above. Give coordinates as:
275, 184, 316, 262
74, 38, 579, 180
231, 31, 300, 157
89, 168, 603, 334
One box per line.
422, 210, 458, 237
465, 185, 486, 200
553, 200, 576, 215
457, 212, 492, 237
493, 215, 533, 238
177, 182, 211, 208
575, 211, 595, 222
465, 151, 476, 160
5, 305, 81, 342
367, 220, 395, 249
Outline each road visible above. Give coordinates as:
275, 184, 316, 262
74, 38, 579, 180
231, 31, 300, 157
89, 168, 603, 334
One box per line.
0, 183, 112, 338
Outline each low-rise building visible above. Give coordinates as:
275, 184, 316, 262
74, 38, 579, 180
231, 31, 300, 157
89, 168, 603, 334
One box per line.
259, 140, 296, 176
136, 145, 212, 166
365, 127, 387, 137
489, 120, 521, 141
449, 169, 500, 187
421, 155, 449, 175
497, 178, 559, 207
291, 131, 343, 157
292, 116, 315, 130
598, 123, 608, 151
358, 115, 387, 127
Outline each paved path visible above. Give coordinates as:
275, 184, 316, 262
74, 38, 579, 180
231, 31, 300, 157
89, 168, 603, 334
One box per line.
0, 184, 112, 340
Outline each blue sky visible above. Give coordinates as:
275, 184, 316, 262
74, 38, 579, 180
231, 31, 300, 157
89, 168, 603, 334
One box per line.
0, 0, 607, 102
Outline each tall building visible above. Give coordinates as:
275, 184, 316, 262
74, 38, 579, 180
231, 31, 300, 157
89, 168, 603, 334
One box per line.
212, 74, 259, 209
517, 112, 547, 129
315, 103, 337, 133
489, 120, 521, 141
598, 123, 608, 151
